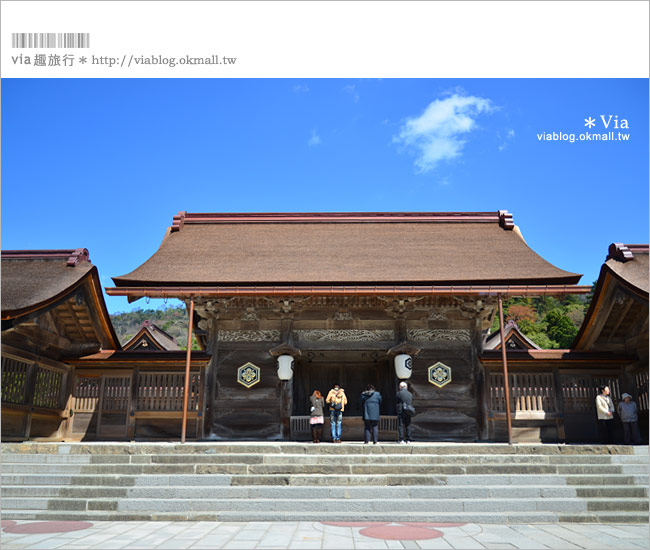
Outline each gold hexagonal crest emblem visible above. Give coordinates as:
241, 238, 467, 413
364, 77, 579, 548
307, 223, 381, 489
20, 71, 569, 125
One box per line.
237, 362, 261, 388
428, 362, 451, 387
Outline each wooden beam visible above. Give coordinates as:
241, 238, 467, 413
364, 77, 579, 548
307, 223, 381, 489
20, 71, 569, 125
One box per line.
12, 324, 72, 351
61, 299, 87, 341
606, 298, 633, 343
579, 279, 617, 349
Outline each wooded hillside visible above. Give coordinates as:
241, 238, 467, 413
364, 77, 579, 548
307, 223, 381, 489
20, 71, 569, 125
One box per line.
110, 305, 192, 348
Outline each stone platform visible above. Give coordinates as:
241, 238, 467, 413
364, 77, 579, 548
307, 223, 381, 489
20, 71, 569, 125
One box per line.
1, 442, 648, 524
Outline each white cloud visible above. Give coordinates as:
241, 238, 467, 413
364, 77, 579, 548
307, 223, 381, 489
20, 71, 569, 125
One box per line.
343, 84, 360, 103
293, 84, 310, 93
498, 128, 516, 152
393, 94, 494, 173
308, 129, 321, 146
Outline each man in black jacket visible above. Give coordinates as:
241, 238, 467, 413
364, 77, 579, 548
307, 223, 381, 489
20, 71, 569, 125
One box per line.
396, 381, 413, 444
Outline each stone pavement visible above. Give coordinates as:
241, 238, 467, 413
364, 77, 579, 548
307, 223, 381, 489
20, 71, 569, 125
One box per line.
1, 520, 648, 549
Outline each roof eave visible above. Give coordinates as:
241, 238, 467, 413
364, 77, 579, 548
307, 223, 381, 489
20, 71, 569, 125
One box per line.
106, 283, 592, 300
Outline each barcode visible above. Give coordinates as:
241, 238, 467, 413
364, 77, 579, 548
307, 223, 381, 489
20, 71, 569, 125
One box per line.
12, 33, 90, 49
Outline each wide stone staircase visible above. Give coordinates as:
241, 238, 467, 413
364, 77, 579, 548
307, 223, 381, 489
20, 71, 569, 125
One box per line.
1, 442, 648, 523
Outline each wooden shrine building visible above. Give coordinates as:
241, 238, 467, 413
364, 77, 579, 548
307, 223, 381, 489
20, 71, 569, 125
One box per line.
484, 320, 541, 351
3, 215, 646, 443
105, 210, 595, 442
122, 321, 181, 351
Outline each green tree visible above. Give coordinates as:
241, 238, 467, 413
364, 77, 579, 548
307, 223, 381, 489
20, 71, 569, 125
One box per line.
545, 309, 578, 348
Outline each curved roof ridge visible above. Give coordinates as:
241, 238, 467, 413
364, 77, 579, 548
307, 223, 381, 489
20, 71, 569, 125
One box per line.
170, 210, 515, 231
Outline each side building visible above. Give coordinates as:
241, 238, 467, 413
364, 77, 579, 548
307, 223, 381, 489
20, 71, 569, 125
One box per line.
1, 249, 209, 441
1, 249, 120, 440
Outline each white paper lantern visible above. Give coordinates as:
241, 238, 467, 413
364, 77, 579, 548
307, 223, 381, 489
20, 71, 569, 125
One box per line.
277, 354, 295, 381
394, 354, 413, 379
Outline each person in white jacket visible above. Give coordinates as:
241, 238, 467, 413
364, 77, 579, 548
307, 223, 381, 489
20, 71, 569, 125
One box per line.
595, 386, 615, 443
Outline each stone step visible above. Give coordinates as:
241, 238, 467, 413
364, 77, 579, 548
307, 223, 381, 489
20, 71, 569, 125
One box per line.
558, 512, 650, 524
0, 509, 565, 523
0, 496, 593, 514
2, 443, 646, 525
3, 452, 646, 465
2, 442, 645, 456
563, 474, 649, 486
0, 474, 231, 487
586, 498, 649, 512
575, 486, 649, 498
0, 464, 246, 475
0, 484, 582, 500
4, 508, 649, 524
5, 471, 645, 488
2, 462, 643, 477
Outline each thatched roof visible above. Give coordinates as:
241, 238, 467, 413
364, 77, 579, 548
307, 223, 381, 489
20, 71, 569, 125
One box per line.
484, 320, 541, 350
573, 243, 648, 351
112, 212, 581, 288
1, 249, 120, 351
2, 249, 94, 318
123, 321, 180, 351
604, 244, 649, 296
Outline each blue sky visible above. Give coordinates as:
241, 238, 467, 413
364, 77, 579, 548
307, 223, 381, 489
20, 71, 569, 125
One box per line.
2, 78, 648, 314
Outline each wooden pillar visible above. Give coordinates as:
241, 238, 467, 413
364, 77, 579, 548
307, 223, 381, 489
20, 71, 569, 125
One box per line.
96, 376, 106, 437
127, 368, 139, 440
197, 365, 206, 440
498, 295, 513, 444
281, 379, 293, 440
181, 297, 195, 444
552, 366, 566, 442
24, 362, 38, 439
63, 370, 77, 440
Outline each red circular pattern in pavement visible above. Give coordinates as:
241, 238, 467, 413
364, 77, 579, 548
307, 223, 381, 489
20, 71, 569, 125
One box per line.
399, 521, 467, 527
322, 521, 390, 527
360, 524, 444, 540
1, 520, 17, 529
321, 521, 467, 541
2, 521, 93, 534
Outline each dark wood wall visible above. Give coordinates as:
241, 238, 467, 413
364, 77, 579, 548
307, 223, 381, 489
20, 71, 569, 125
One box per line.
208, 347, 284, 440
199, 295, 489, 442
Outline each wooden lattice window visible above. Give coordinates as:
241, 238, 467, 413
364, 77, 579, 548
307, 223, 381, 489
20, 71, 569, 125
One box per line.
1, 357, 30, 404
73, 377, 100, 411
137, 372, 201, 411
32, 367, 64, 409
636, 370, 648, 412
561, 375, 593, 412
102, 377, 130, 411
489, 372, 557, 413
561, 375, 620, 412
489, 372, 507, 412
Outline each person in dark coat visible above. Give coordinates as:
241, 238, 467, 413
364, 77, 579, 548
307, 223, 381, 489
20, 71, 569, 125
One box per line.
396, 381, 413, 444
360, 384, 382, 444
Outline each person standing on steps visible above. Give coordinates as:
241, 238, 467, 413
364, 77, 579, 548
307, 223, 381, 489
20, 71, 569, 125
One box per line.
396, 381, 413, 444
617, 393, 641, 445
595, 385, 615, 444
360, 384, 382, 444
326, 383, 347, 443
309, 390, 325, 443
